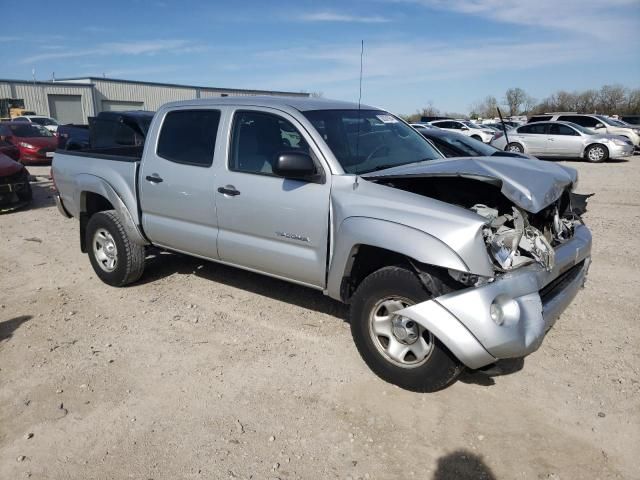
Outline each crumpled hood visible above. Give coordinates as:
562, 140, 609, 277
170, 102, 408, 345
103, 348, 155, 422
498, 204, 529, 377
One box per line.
0, 152, 24, 176
363, 156, 577, 213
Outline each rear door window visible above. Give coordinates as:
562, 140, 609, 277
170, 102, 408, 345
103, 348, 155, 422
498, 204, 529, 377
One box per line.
549, 124, 577, 135
518, 123, 548, 134
157, 109, 221, 167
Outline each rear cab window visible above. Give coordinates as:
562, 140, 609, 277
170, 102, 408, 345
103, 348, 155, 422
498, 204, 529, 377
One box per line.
157, 109, 221, 167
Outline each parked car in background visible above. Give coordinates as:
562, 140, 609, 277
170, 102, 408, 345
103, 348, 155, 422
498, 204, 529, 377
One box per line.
410, 123, 438, 132
482, 122, 514, 133
57, 124, 90, 150
491, 121, 634, 162
428, 119, 495, 143
528, 113, 640, 147
53, 96, 592, 392
0, 151, 32, 211
620, 115, 640, 126
0, 122, 58, 164
418, 128, 529, 159
0, 137, 20, 161
12, 115, 59, 132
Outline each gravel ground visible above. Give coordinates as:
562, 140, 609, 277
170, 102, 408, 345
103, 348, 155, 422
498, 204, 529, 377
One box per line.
1, 157, 639, 479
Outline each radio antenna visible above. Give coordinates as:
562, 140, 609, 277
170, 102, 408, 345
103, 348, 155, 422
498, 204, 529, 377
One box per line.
354, 40, 364, 187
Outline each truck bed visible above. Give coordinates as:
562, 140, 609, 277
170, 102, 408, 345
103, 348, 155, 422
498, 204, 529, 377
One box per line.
53, 149, 141, 225
57, 145, 144, 162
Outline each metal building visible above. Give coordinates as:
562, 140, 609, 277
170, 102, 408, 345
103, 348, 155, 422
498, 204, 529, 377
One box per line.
0, 77, 309, 124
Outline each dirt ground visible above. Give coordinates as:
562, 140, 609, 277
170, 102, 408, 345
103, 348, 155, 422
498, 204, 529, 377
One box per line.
1, 157, 639, 480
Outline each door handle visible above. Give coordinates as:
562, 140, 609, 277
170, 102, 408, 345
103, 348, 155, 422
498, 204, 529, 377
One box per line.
217, 186, 241, 196
146, 174, 163, 183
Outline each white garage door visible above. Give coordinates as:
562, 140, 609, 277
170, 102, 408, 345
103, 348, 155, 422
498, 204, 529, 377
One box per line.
48, 95, 84, 124
101, 100, 144, 112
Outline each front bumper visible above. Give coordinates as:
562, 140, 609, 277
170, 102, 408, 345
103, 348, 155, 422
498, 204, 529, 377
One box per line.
609, 143, 634, 159
397, 225, 592, 369
20, 150, 54, 164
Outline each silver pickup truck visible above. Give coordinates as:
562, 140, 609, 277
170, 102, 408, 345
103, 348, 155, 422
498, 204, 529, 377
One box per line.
52, 96, 592, 392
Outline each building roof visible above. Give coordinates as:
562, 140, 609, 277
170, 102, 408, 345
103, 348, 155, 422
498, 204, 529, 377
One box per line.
54, 76, 309, 97
0, 78, 94, 87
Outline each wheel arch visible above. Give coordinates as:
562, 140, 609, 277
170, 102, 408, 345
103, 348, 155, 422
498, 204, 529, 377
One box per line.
75, 174, 148, 252
326, 217, 474, 302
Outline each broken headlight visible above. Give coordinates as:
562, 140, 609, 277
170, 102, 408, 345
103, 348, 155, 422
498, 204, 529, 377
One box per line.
479, 206, 555, 273
489, 227, 523, 270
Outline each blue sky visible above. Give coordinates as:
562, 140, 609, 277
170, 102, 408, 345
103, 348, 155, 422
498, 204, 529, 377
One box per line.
1, 0, 639, 114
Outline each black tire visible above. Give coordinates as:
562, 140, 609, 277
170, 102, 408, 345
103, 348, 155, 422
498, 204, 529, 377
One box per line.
16, 178, 32, 202
86, 210, 145, 287
584, 144, 609, 163
506, 142, 524, 153
349, 266, 463, 392
471, 135, 483, 142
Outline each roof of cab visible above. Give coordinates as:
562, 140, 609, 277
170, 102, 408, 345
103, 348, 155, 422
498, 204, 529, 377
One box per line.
162, 96, 377, 112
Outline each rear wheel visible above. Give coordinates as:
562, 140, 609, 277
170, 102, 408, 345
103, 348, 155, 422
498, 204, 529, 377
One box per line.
86, 210, 145, 287
585, 144, 608, 163
349, 266, 463, 392
506, 142, 524, 153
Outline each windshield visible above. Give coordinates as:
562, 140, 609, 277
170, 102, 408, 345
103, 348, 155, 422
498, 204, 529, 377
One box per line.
303, 109, 442, 174
30, 117, 58, 126
606, 118, 627, 127
595, 115, 624, 127
8, 124, 53, 137
437, 132, 499, 156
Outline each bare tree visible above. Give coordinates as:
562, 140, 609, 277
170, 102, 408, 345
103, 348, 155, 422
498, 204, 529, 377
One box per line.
504, 88, 527, 116
470, 95, 499, 118
598, 85, 627, 114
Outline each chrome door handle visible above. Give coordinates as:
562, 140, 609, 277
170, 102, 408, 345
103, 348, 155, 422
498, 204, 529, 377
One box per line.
217, 186, 240, 196
146, 174, 163, 183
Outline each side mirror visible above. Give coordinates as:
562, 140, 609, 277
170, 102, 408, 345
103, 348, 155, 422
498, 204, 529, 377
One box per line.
594, 123, 605, 129
273, 152, 321, 182
461, 126, 469, 131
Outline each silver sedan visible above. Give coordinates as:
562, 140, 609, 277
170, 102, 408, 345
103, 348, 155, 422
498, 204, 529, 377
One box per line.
490, 121, 634, 162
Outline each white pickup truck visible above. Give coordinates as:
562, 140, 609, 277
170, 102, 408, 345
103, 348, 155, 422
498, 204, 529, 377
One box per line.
53, 96, 592, 391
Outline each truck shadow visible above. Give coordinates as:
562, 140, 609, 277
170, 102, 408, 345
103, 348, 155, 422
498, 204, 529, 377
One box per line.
432, 449, 496, 480
458, 357, 525, 386
139, 250, 349, 321
0, 315, 32, 343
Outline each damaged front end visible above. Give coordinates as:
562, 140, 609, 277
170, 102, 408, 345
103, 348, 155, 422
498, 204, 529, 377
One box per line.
363, 158, 593, 368
472, 191, 585, 274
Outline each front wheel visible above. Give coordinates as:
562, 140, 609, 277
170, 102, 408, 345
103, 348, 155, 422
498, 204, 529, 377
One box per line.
471, 135, 483, 142
585, 144, 609, 163
349, 266, 463, 392
86, 210, 145, 287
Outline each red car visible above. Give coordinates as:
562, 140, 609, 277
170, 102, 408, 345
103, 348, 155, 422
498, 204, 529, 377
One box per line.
0, 152, 32, 211
0, 122, 57, 164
